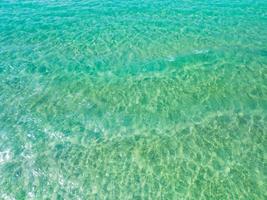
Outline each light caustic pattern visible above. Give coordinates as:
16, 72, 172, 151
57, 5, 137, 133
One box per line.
0, 0, 266, 199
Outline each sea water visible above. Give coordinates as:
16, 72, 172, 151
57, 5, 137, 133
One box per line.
0, 0, 266, 199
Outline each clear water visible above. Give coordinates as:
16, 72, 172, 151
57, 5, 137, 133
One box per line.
0, 0, 266, 199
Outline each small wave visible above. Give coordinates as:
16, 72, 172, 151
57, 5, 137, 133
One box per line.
192, 49, 209, 55
166, 55, 176, 62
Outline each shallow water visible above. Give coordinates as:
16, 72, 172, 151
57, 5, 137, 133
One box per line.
0, 0, 266, 199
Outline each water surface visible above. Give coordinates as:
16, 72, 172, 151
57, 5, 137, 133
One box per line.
0, 0, 266, 199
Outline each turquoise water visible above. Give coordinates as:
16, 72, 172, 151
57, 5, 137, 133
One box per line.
0, 0, 266, 199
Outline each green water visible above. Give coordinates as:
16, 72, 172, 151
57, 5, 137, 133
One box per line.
0, 0, 266, 199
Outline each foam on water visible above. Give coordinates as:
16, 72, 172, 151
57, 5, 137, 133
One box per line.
0, 0, 266, 199
0, 150, 12, 165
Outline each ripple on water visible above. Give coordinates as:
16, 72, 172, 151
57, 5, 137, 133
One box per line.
0, 0, 266, 199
